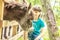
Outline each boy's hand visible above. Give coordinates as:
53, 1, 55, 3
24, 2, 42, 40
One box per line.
35, 38, 39, 40
35, 36, 40, 40
28, 27, 34, 31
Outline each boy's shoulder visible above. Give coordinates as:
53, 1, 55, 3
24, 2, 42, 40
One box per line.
39, 18, 45, 27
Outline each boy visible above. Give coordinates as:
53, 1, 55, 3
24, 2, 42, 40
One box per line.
28, 5, 45, 40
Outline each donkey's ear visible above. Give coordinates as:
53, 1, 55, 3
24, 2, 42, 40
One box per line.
28, 3, 31, 11
22, 0, 27, 3
23, 0, 26, 3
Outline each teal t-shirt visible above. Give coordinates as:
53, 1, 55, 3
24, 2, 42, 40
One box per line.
32, 18, 45, 35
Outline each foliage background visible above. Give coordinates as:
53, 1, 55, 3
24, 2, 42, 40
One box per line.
18, 0, 60, 40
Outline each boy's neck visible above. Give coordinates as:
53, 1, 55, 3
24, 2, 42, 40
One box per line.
33, 17, 39, 21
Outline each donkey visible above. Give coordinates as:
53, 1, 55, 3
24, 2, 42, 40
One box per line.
3, 0, 31, 31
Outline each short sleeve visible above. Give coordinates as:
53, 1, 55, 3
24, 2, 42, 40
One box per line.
40, 19, 45, 28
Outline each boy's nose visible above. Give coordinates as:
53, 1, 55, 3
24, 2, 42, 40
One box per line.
35, 11, 38, 13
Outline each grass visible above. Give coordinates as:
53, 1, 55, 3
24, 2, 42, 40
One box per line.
17, 36, 23, 40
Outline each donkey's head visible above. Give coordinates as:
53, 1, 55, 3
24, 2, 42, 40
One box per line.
3, 0, 31, 21
3, 0, 32, 31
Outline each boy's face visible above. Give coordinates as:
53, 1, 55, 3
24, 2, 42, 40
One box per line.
32, 10, 40, 18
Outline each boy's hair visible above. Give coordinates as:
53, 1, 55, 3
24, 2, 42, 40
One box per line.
29, 5, 41, 20
32, 5, 41, 12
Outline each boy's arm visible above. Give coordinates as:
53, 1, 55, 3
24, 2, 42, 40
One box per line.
35, 27, 46, 40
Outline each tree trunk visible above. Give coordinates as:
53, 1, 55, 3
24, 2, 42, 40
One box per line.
40, 0, 57, 40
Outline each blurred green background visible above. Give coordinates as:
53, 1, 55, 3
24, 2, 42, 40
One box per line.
17, 0, 60, 40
